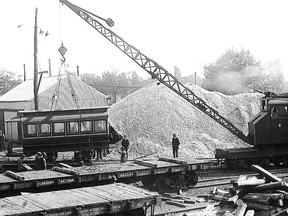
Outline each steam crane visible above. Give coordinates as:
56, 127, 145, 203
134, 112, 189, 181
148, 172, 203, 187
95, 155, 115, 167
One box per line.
60, 0, 288, 168
60, 0, 249, 144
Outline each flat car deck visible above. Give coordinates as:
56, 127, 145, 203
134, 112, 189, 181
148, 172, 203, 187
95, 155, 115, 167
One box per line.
0, 157, 212, 194
0, 183, 159, 216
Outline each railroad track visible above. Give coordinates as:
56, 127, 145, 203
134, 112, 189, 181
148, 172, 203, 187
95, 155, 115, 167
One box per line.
195, 168, 288, 189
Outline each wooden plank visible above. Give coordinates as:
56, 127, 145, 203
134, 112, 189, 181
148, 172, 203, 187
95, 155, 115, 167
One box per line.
20, 170, 71, 181
43, 189, 93, 207
251, 165, 282, 182
134, 159, 157, 168
22, 164, 33, 171
98, 184, 144, 200
254, 181, 286, 190
5, 170, 25, 181
0, 198, 30, 215
52, 166, 78, 175
78, 187, 118, 202
21, 193, 63, 209
92, 186, 138, 201
116, 183, 158, 197
158, 157, 187, 165
6, 195, 44, 213
235, 202, 247, 216
0, 174, 18, 183
58, 162, 74, 168
68, 188, 108, 204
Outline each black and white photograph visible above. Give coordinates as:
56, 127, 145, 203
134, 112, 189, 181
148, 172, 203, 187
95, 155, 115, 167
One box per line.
0, 0, 288, 215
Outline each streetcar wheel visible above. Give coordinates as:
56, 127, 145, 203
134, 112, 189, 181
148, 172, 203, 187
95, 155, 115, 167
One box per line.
184, 171, 198, 188
47, 152, 58, 161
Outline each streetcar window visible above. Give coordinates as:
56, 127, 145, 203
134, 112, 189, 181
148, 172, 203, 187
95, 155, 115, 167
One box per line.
67, 121, 79, 135
23, 124, 37, 138
52, 123, 65, 136
94, 120, 107, 132
38, 123, 51, 137
80, 121, 93, 134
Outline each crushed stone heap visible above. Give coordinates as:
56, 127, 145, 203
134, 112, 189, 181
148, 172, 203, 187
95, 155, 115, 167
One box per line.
109, 81, 263, 159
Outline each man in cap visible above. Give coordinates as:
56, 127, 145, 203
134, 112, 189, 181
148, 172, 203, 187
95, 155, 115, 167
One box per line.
172, 133, 180, 158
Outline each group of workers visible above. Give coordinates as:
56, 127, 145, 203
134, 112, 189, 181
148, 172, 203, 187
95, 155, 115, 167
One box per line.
15, 133, 180, 172
118, 133, 180, 161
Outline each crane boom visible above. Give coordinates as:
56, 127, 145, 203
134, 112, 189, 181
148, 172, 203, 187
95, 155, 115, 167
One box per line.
60, 0, 250, 144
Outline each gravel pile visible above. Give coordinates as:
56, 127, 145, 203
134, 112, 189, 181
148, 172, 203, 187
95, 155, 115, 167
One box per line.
108, 81, 263, 159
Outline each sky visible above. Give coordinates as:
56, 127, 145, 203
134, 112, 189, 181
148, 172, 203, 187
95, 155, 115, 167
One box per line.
0, 0, 288, 82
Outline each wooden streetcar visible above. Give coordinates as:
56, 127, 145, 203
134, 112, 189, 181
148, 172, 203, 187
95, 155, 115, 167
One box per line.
4, 107, 123, 162
0, 157, 212, 197
0, 182, 159, 216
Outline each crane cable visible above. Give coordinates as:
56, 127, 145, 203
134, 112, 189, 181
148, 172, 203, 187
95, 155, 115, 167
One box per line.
66, 68, 80, 109
51, 43, 80, 110
50, 68, 62, 110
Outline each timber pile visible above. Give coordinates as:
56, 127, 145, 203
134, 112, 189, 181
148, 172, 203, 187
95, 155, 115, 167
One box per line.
109, 81, 263, 159
208, 165, 288, 216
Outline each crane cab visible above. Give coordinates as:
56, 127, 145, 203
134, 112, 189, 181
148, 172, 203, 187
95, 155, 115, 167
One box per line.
248, 93, 288, 147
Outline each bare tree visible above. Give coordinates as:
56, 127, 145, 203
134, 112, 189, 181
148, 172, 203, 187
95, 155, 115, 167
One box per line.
0, 69, 22, 96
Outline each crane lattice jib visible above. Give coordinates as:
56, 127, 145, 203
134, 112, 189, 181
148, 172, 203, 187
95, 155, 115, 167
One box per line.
60, 0, 250, 144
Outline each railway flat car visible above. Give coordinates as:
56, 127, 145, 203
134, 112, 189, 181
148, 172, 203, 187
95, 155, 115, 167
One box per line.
0, 183, 159, 216
0, 157, 212, 196
5, 107, 122, 161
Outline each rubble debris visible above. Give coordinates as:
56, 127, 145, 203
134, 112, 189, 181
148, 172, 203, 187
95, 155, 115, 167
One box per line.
207, 165, 288, 215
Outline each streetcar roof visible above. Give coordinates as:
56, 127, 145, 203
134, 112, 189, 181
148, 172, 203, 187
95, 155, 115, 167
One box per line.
6, 107, 109, 123
20, 113, 108, 124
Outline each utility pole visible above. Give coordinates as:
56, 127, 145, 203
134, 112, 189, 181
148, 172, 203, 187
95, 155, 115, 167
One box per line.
23, 64, 26, 81
48, 59, 52, 77
34, 8, 39, 110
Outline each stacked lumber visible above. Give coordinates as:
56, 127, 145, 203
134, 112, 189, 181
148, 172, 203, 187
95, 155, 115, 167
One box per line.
208, 165, 288, 216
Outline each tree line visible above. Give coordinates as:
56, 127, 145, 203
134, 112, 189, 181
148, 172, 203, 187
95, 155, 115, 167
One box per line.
0, 47, 286, 101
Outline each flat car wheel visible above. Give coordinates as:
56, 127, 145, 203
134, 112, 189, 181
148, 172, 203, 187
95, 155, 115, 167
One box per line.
141, 176, 155, 187
184, 171, 198, 188
156, 175, 173, 190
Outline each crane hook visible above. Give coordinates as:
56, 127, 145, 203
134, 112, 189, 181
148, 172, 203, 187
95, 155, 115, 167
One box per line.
61, 56, 66, 63
58, 42, 67, 63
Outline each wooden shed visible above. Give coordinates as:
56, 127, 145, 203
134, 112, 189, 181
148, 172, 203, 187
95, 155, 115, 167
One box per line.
0, 74, 109, 110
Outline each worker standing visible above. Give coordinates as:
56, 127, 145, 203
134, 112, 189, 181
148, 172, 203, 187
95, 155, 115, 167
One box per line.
17, 155, 25, 172
172, 133, 180, 158
118, 147, 126, 163
121, 135, 130, 159
35, 152, 47, 170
